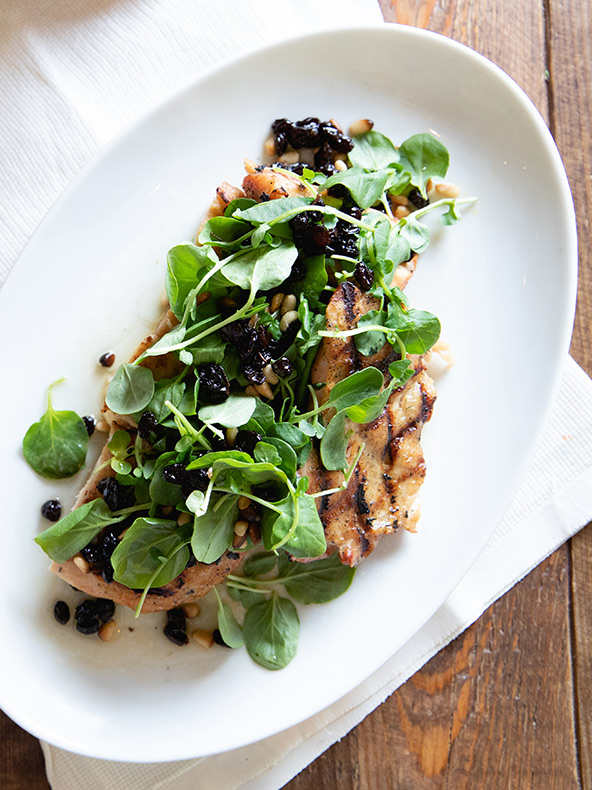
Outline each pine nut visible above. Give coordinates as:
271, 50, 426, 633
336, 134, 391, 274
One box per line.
225, 427, 238, 446
390, 194, 409, 207
264, 136, 276, 157
195, 291, 211, 308
270, 292, 285, 313
98, 621, 117, 642
280, 293, 297, 315
182, 602, 200, 619
278, 151, 299, 165
263, 364, 279, 385
177, 512, 191, 526
95, 419, 109, 433
435, 182, 460, 199
73, 555, 91, 574
254, 381, 274, 400
395, 206, 411, 219
191, 629, 214, 649
245, 385, 260, 398
334, 159, 348, 172
280, 310, 299, 332
426, 179, 433, 193
233, 533, 247, 549
238, 495, 251, 510
248, 523, 262, 545
234, 519, 249, 537
348, 118, 374, 136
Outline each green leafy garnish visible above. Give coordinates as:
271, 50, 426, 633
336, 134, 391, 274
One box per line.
23, 380, 88, 479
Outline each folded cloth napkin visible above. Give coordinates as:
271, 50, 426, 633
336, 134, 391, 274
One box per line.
1, 1, 590, 788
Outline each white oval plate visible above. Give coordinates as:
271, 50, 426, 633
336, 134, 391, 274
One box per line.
0, 24, 576, 762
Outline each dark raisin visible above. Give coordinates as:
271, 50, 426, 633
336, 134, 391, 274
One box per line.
313, 143, 337, 176
234, 430, 262, 456
198, 363, 230, 404
354, 261, 374, 292
407, 188, 430, 209
74, 599, 100, 635
96, 599, 115, 624
213, 629, 231, 648
162, 463, 187, 487
272, 357, 293, 378
81, 543, 102, 566
183, 468, 210, 495
329, 219, 360, 258
286, 117, 321, 149
96, 477, 133, 512
137, 411, 159, 439
164, 609, 188, 646
289, 214, 331, 257
53, 600, 70, 625
41, 499, 61, 522
319, 121, 354, 153
99, 351, 115, 367
344, 205, 363, 220
82, 415, 96, 436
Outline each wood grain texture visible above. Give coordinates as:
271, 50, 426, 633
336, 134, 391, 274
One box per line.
0, 711, 48, 790
287, 550, 579, 790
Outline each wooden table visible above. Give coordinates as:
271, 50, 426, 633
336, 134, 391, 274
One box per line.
2, 1, 590, 787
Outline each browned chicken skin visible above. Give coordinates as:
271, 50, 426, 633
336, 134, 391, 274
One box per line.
301, 280, 436, 567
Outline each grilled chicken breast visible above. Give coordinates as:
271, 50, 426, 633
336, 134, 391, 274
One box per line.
301, 280, 437, 566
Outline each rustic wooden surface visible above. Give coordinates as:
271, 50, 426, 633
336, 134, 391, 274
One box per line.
1, 1, 590, 788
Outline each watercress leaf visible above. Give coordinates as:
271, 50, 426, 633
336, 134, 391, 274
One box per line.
166, 243, 213, 319
34, 498, 122, 562
216, 598, 243, 648
185, 490, 206, 517
386, 233, 412, 269
198, 216, 251, 247
396, 309, 441, 354
234, 196, 313, 225
440, 200, 462, 226
105, 364, 155, 415
227, 583, 263, 610
397, 214, 431, 254
111, 458, 132, 475
389, 359, 415, 389
385, 165, 412, 196
243, 551, 278, 577
191, 494, 238, 563
108, 430, 131, 458
198, 394, 257, 429
250, 400, 276, 432
186, 450, 253, 469
259, 437, 297, 481
326, 367, 384, 412
354, 310, 387, 357
320, 410, 350, 471
250, 222, 271, 248
23, 390, 89, 480
141, 376, 186, 422
348, 130, 400, 171
111, 518, 189, 588
266, 493, 326, 559
185, 334, 227, 366
224, 197, 257, 216
399, 133, 449, 196
243, 593, 299, 670
290, 254, 327, 308
296, 298, 326, 354
149, 452, 183, 506
267, 422, 309, 450
254, 441, 282, 467
222, 242, 298, 295
278, 551, 356, 604
320, 168, 390, 210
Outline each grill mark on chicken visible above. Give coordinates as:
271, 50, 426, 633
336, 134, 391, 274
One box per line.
304, 280, 437, 566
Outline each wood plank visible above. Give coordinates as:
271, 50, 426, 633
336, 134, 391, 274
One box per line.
287, 549, 579, 789
0, 712, 48, 790
547, 0, 592, 782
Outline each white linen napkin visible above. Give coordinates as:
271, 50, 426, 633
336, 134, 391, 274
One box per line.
1, 1, 590, 788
